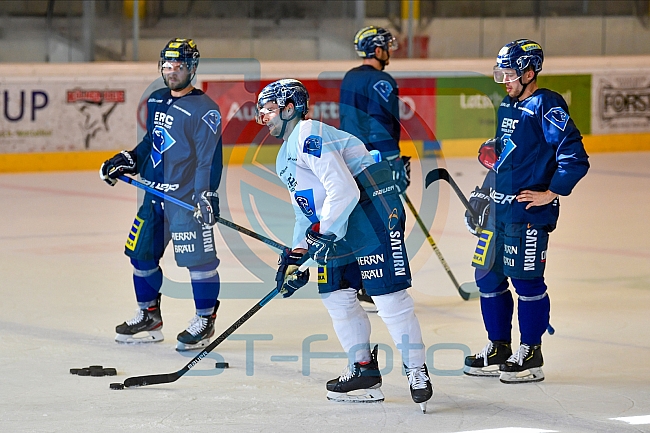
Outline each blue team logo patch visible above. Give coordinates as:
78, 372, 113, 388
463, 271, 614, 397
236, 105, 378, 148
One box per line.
493, 134, 517, 173
544, 107, 570, 131
303, 135, 322, 158
151, 125, 176, 168
373, 80, 393, 102
294, 189, 319, 224
202, 110, 221, 134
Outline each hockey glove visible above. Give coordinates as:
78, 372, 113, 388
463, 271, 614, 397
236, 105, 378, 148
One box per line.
386, 155, 411, 194
194, 191, 219, 227
99, 150, 137, 186
275, 249, 310, 298
465, 186, 490, 236
478, 138, 499, 170
305, 224, 336, 266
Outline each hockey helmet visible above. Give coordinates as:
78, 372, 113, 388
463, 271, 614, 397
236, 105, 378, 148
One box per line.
159, 38, 200, 88
354, 26, 398, 58
493, 39, 544, 83
255, 79, 309, 124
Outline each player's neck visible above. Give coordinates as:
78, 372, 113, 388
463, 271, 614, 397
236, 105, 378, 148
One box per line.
281, 118, 301, 141
362, 58, 383, 71
171, 85, 194, 98
517, 81, 538, 101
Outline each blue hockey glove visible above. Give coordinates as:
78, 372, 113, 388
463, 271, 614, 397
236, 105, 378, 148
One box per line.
276, 249, 310, 298
194, 191, 219, 227
465, 186, 490, 236
99, 150, 137, 186
386, 155, 411, 194
305, 224, 336, 266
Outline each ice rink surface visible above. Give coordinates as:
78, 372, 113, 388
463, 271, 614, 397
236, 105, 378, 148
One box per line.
1, 152, 649, 433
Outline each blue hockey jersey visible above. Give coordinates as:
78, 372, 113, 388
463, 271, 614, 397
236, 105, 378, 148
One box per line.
132, 88, 223, 202
484, 88, 589, 225
339, 65, 401, 158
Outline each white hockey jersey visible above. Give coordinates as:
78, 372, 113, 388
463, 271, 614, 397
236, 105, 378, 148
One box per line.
276, 119, 375, 249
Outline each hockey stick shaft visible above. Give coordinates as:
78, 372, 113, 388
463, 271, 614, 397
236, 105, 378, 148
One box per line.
117, 175, 288, 251
122, 259, 313, 388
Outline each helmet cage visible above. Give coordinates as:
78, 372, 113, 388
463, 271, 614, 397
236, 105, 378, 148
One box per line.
255, 79, 309, 125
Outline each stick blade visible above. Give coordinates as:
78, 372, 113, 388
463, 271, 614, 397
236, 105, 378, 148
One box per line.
425, 168, 449, 189
124, 372, 180, 388
458, 282, 480, 301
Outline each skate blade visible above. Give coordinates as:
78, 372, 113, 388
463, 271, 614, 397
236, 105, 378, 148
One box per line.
115, 331, 164, 344
359, 302, 378, 313
326, 388, 385, 403
463, 365, 501, 377
176, 338, 211, 351
419, 402, 427, 414
499, 367, 544, 384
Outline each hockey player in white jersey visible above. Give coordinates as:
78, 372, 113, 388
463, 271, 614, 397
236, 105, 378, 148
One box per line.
256, 79, 433, 412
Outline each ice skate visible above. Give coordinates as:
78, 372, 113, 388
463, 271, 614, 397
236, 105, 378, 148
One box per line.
499, 343, 544, 384
464, 341, 512, 377
176, 301, 219, 351
115, 295, 163, 344
326, 345, 383, 403
405, 363, 434, 413
356, 288, 377, 313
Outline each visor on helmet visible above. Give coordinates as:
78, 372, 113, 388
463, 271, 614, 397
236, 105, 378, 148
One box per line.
255, 104, 280, 125
493, 66, 520, 84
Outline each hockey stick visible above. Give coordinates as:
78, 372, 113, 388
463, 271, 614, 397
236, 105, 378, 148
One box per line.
117, 175, 288, 251
425, 168, 479, 223
117, 257, 313, 389
402, 193, 479, 300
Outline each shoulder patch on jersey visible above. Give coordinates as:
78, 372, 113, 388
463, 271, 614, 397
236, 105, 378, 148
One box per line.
202, 110, 221, 134
303, 135, 323, 158
373, 80, 393, 102
544, 106, 569, 131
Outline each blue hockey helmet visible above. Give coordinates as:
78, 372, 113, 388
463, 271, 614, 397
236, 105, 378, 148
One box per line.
493, 39, 544, 83
354, 26, 398, 58
255, 79, 309, 124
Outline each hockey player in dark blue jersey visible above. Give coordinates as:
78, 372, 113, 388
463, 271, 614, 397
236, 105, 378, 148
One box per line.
463, 40, 589, 383
100, 38, 224, 351
339, 26, 409, 309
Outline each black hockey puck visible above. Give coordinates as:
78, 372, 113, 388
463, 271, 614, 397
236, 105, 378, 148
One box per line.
77, 368, 91, 376
103, 368, 117, 376
90, 369, 106, 377
70, 368, 80, 375
88, 365, 103, 370
109, 383, 125, 390
215, 362, 229, 369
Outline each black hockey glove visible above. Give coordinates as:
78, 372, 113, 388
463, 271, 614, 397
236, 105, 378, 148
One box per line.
99, 150, 137, 186
275, 249, 310, 298
194, 191, 219, 227
305, 224, 336, 266
386, 155, 411, 194
465, 186, 490, 236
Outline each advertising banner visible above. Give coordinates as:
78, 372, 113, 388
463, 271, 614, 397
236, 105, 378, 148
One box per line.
591, 73, 650, 135
202, 77, 437, 147
0, 78, 151, 153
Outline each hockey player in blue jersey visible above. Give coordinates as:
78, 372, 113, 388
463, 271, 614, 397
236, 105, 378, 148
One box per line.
99, 38, 224, 351
463, 40, 589, 383
339, 26, 409, 309
257, 79, 433, 412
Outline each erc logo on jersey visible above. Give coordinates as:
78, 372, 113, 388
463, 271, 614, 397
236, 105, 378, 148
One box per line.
151, 125, 176, 167
373, 80, 394, 102
544, 106, 570, 131
303, 135, 322, 158
202, 109, 221, 134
